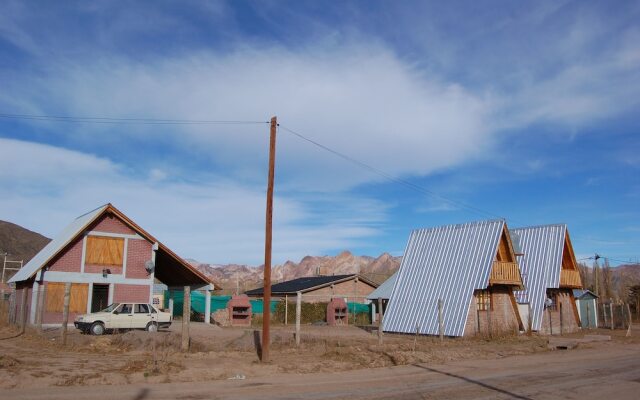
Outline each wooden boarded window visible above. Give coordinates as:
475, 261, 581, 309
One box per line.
45, 283, 89, 313
86, 236, 124, 266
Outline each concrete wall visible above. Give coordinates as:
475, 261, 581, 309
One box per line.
463, 285, 521, 337
539, 289, 580, 335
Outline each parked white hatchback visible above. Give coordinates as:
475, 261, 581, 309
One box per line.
74, 303, 172, 335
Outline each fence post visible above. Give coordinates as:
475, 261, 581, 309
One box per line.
19, 288, 28, 334
181, 286, 190, 352
168, 298, 174, 317
603, 303, 608, 328
610, 301, 614, 330
438, 298, 444, 342
548, 307, 553, 335
377, 297, 384, 345
626, 304, 632, 337
61, 283, 71, 345
285, 294, 288, 325
295, 291, 301, 347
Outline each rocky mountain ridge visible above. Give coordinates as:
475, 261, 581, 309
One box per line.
191, 250, 401, 293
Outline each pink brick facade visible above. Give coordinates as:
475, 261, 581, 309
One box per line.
126, 239, 153, 279
463, 285, 521, 337
539, 289, 580, 335
113, 284, 151, 304
89, 216, 136, 235
48, 238, 83, 273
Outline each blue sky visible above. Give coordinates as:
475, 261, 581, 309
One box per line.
0, 0, 638, 265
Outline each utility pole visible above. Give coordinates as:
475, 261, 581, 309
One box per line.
262, 116, 277, 363
594, 254, 601, 298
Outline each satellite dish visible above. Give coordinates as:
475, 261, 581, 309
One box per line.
145, 260, 155, 274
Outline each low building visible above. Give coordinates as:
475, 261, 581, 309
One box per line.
244, 274, 378, 303
510, 224, 582, 335
8, 203, 217, 327
383, 220, 525, 337
366, 272, 396, 323
573, 289, 598, 329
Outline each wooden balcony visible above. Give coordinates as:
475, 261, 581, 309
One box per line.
489, 261, 522, 286
560, 269, 582, 288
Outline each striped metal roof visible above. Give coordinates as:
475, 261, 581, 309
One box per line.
383, 220, 506, 337
8, 205, 108, 283
366, 272, 397, 300
510, 224, 566, 331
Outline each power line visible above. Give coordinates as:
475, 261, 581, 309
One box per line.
279, 124, 506, 221
0, 113, 268, 125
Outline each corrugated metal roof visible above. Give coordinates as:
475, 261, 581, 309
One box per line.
383, 220, 505, 337
245, 274, 364, 296
8, 205, 109, 283
366, 272, 397, 300
510, 224, 566, 331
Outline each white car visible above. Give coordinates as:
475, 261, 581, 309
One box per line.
74, 302, 172, 335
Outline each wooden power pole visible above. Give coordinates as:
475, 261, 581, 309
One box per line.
262, 116, 277, 362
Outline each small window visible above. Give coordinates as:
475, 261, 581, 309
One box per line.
152, 298, 160, 305
117, 303, 132, 314
477, 289, 492, 311
135, 304, 150, 313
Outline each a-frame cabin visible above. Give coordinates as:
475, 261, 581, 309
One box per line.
510, 224, 582, 334
384, 220, 524, 337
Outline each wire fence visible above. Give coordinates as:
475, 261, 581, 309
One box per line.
596, 301, 634, 330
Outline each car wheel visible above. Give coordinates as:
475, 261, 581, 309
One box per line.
90, 322, 105, 336
146, 322, 158, 332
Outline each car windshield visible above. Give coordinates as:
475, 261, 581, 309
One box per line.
99, 303, 120, 313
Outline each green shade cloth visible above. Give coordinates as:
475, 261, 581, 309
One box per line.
164, 291, 277, 316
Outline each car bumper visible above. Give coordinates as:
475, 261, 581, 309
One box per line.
74, 321, 92, 330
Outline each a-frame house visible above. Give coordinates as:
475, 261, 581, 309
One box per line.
384, 220, 524, 337
510, 224, 582, 334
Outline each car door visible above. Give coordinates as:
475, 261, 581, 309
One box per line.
112, 303, 134, 329
132, 304, 151, 328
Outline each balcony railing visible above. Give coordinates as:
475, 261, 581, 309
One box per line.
560, 269, 582, 288
489, 261, 522, 286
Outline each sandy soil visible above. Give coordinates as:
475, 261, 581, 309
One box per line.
1, 320, 639, 396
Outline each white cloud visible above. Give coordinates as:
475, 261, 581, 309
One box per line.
0, 138, 384, 264
2, 44, 495, 191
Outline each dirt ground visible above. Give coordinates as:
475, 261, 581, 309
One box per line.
2, 318, 639, 394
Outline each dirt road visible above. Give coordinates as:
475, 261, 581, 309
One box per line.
3, 342, 639, 400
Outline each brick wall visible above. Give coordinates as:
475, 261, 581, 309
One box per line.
90, 214, 136, 235
300, 279, 377, 303
48, 238, 83, 273
125, 239, 153, 279
539, 289, 580, 334
463, 285, 521, 336
113, 284, 151, 303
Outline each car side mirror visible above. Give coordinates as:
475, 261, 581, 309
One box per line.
113, 310, 119, 315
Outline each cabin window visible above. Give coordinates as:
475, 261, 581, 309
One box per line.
86, 236, 124, 266
477, 289, 492, 311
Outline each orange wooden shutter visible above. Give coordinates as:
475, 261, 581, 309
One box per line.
86, 236, 124, 266
69, 284, 89, 313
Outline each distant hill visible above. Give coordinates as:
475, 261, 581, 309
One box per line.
192, 251, 401, 294
0, 220, 51, 281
